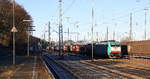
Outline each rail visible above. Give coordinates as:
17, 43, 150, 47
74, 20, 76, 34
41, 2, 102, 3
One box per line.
43, 55, 76, 79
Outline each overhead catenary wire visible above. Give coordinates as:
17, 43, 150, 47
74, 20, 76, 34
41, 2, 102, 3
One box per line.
96, 6, 150, 41
62, 0, 76, 15
98, 6, 150, 26
63, 6, 150, 30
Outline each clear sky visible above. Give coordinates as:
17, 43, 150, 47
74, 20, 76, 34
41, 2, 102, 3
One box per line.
15, 0, 150, 42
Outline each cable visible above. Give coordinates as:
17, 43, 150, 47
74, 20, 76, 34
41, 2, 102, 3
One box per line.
98, 6, 150, 26
62, 0, 76, 15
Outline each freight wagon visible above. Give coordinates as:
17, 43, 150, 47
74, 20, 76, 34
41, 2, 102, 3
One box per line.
63, 45, 86, 53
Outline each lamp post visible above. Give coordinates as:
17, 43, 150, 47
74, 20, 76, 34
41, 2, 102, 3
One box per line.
23, 20, 33, 56
11, 0, 18, 65
11, 27, 18, 65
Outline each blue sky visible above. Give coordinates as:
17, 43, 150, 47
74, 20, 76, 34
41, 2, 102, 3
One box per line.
15, 0, 150, 41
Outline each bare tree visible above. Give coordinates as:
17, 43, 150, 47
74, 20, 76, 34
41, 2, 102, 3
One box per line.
0, 0, 32, 47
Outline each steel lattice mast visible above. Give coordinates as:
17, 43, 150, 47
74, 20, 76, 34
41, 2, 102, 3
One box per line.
59, 0, 63, 55
129, 13, 132, 41
48, 21, 51, 47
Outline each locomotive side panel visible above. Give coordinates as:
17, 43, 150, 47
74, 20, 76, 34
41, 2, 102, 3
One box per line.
95, 45, 108, 58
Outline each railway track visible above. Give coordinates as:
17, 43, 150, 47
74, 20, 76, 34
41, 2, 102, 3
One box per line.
43, 55, 76, 79
111, 59, 150, 70
57, 60, 132, 79
43, 53, 150, 79
86, 59, 150, 79
132, 56, 150, 60
58, 57, 150, 79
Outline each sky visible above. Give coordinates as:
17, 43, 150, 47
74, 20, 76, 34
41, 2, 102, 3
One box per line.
15, 0, 150, 42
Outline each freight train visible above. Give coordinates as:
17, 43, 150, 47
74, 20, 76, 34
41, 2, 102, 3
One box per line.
52, 41, 128, 58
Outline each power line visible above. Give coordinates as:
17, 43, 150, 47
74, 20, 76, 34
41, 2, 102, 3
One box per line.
62, 0, 76, 15
98, 6, 150, 26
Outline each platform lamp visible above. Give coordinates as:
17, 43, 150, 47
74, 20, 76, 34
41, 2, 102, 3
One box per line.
23, 20, 34, 56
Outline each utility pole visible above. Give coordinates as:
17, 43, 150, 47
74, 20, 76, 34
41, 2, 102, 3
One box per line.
43, 30, 47, 49
59, 0, 63, 55
65, 17, 71, 41
11, 26, 17, 65
106, 26, 108, 41
144, 9, 148, 40
84, 35, 86, 42
96, 32, 98, 42
67, 28, 70, 41
88, 32, 90, 41
113, 31, 115, 40
27, 29, 30, 56
12, 0, 15, 65
44, 31, 46, 42
129, 13, 133, 41
76, 25, 79, 42
41, 35, 43, 50
48, 22, 51, 47
11, 0, 18, 65
91, 0, 94, 61
113, 23, 117, 41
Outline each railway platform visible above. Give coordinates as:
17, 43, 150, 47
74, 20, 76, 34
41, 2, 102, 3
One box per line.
0, 56, 53, 79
